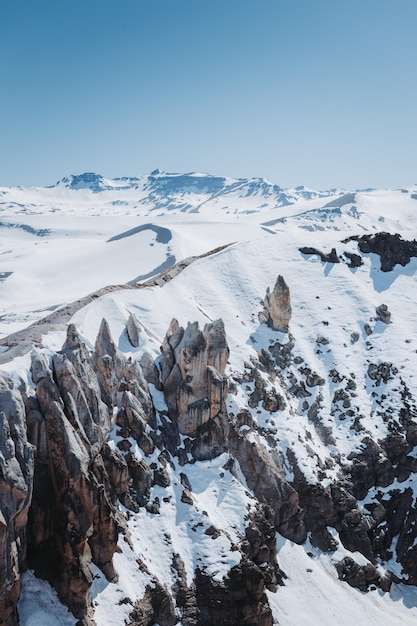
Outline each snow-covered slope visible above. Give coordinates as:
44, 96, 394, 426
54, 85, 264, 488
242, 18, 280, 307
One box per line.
1, 173, 417, 625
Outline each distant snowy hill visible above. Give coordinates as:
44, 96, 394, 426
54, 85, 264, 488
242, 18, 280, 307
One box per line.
1, 172, 417, 626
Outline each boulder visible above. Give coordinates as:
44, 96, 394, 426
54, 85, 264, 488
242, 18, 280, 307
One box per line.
376, 304, 391, 324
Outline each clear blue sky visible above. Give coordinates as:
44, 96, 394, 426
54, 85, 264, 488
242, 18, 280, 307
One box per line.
1, 0, 416, 189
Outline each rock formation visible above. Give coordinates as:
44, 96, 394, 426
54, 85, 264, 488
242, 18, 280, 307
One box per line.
259, 275, 292, 333
126, 312, 142, 348
229, 429, 306, 544
1, 295, 417, 624
344, 232, 417, 271
0, 375, 34, 626
159, 318, 229, 437
27, 331, 123, 624
0, 320, 160, 625
376, 303, 391, 324
299, 246, 340, 263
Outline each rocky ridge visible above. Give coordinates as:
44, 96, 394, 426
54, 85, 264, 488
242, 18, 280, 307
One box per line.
1, 220, 417, 625
1, 260, 417, 623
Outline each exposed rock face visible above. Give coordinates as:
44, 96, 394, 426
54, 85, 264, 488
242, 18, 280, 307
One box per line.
195, 562, 273, 626
128, 582, 177, 626
344, 251, 363, 268
335, 557, 379, 591
344, 232, 417, 271
159, 318, 229, 437
0, 375, 34, 626
242, 506, 287, 590
0, 321, 158, 624
259, 275, 292, 333
126, 312, 142, 348
230, 428, 306, 544
27, 330, 123, 622
2, 286, 417, 625
299, 246, 340, 263
92, 318, 127, 408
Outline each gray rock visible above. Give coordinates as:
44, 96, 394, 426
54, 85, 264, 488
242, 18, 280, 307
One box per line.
0, 374, 34, 626
126, 313, 142, 347
351, 332, 360, 344
376, 304, 391, 324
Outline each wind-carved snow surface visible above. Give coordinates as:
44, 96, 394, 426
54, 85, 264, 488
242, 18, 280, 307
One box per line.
1, 173, 417, 624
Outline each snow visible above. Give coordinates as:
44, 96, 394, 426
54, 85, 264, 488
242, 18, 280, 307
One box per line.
3, 173, 417, 624
18, 571, 77, 626
267, 536, 417, 626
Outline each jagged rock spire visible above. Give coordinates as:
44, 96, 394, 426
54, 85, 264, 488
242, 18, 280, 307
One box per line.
259, 275, 292, 333
159, 318, 229, 437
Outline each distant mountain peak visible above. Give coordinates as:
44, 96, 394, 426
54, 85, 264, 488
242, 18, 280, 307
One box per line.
58, 172, 106, 192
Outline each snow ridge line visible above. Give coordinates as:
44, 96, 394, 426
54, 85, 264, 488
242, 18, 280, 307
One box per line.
0, 243, 233, 364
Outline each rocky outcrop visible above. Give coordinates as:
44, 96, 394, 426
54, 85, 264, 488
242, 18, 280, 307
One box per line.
159, 318, 229, 438
0, 320, 160, 624
344, 251, 363, 268
229, 429, 306, 544
299, 246, 340, 263
242, 506, 287, 590
195, 562, 273, 626
376, 303, 391, 324
335, 557, 380, 591
28, 331, 123, 623
2, 285, 417, 625
128, 582, 177, 626
126, 313, 142, 348
344, 232, 417, 271
0, 375, 34, 626
259, 275, 292, 333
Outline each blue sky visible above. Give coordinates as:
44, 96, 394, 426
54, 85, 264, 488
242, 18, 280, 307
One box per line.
1, 0, 416, 189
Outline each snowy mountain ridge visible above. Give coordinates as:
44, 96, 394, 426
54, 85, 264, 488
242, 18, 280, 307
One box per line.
1, 170, 344, 217
1, 173, 417, 626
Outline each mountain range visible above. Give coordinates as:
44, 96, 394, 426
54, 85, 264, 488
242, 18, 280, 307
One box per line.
1, 172, 417, 626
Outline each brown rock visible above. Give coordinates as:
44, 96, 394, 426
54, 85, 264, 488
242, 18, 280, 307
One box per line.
259, 275, 292, 333
159, 318, 229, 437
195, 562, 273, 626
229, 428, 306, 543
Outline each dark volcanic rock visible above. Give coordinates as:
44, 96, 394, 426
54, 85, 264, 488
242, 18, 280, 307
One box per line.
299, 246, 339, 263
344, 232, 417, 272
344, 251, 363, 268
